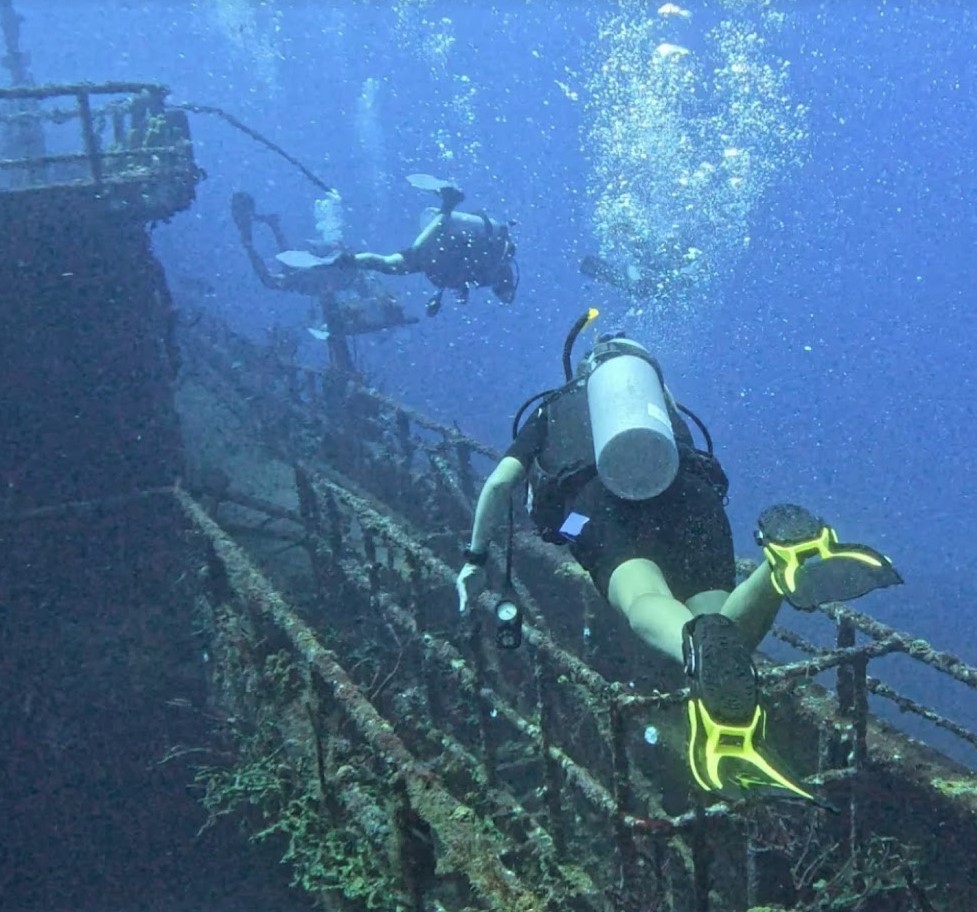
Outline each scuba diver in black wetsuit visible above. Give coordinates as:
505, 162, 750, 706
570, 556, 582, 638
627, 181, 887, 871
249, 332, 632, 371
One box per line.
230, 191, 416, 371
231, 191, 368, 299
457, 310, 902, 806
330, 174, 519, 317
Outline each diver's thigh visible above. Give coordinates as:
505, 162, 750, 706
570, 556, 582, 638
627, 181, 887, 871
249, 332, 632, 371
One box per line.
607, 557, 674, 612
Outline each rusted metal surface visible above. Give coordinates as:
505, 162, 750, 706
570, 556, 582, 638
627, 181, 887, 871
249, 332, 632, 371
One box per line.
0, 81, 200, 218
172, 316, 977, 912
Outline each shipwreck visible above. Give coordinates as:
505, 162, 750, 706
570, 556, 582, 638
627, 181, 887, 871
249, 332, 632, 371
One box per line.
1, 67, 976, 912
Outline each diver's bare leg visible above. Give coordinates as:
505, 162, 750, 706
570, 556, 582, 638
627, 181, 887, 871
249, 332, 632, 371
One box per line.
408, 211, 448, 251
607, 558, 692, 665
243, 245, 283, 290
254, 212, 289, 251
715, 564, 782, 651
352, 252, 412, 275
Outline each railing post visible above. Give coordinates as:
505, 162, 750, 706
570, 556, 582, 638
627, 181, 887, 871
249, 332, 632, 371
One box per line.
392, 778, 428, 912
836, 616, 856, 713
816, 615, 857, 772
692, 802, 712, 912
847, 651, 869, 878
849, 651, 869, 770
836, 615, 869, 883
76, 90, 102, 185
395, 409, 415, 470
745, 811, 762, 909
455, 438, 475, 501
533, 645, 567, 856
468, 614, 500, 788
609, 697, 638, 883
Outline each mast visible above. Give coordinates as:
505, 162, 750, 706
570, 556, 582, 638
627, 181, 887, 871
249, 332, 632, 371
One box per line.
0, 0, 32, 86
0, 0, 45, 184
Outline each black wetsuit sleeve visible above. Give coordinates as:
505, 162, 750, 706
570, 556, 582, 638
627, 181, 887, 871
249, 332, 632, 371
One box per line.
505, 407, 546, 469
400, 247, 422, 272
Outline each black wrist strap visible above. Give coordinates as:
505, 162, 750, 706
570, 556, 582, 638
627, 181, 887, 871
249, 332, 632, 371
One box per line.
463, 546, 488, 567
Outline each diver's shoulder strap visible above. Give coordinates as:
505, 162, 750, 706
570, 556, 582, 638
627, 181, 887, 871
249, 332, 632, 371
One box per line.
476, 210, 495, 236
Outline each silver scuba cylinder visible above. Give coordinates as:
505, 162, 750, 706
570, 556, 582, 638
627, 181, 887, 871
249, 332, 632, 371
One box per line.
419, 207, 495, 235
585, 339, 679, 500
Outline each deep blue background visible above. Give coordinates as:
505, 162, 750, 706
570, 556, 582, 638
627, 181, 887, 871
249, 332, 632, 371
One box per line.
14, 1, 977, 753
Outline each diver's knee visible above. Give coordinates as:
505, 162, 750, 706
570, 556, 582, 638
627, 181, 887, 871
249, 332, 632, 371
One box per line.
623, 592, 670, 632
607, 558, 670, 610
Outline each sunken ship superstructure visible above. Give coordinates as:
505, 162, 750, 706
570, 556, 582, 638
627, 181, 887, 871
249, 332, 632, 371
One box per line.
2, 71, 976, 912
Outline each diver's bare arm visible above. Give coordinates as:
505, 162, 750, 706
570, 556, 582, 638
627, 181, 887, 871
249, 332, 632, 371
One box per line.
409, 211, 448, 252
468, 456, 526, 555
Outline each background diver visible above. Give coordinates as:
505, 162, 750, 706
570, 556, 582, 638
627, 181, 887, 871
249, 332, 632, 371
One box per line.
230, 190, 415, 340
580, 232, 703, 304
457, 310, 902, 805
328, 173, 519, 317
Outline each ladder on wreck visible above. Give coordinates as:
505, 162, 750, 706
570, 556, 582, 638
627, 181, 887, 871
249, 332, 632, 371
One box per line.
171, 317, 977, 912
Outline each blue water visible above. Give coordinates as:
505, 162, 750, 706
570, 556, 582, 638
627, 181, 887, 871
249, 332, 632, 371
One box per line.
16, 2, 977, 745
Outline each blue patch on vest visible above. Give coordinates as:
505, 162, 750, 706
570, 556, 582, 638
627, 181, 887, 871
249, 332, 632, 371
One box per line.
559, 512, 590, 541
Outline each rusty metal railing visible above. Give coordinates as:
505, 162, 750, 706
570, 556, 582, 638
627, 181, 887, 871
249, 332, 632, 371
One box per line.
148, 317, 977, 909
0, 81, 194, 191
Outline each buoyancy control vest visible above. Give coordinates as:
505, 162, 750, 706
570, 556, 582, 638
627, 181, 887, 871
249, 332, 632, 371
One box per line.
417, 207, 514, 291
525, 373, 728, 545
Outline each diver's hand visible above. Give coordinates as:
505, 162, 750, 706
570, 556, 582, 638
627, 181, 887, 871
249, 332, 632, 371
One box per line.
456, 562, 485, 615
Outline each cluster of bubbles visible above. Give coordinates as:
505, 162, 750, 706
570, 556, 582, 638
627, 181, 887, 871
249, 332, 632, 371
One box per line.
393, 0, 456, 73
355, 76, 389, 205
392, 0, 480, 165
314, 190, 344, 248
193, 0, 284, 96
586, 1, 808, 323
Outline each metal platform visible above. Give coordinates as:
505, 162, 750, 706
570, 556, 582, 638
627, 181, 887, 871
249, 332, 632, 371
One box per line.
0, 81, 201, 221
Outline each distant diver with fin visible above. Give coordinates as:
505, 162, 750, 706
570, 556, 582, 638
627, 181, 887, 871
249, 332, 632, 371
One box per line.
580, 233, 704, 304
329, 174, 519, 317
231, 190, 358, 297
457, 310, 902, 807
229, 190, 416, 350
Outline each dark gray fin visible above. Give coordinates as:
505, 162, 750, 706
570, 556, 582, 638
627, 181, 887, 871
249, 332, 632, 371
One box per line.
683, 614, 756, 726
757, 503, 823, 545
275, 249, 333, 270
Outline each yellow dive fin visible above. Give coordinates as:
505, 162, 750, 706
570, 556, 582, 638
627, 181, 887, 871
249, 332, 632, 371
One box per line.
687, 698, 815, 802
756, 504, 903, 610
683, 613, 823, 806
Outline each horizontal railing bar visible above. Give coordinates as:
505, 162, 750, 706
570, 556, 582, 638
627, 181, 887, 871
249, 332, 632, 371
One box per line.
0, 81, 167, 100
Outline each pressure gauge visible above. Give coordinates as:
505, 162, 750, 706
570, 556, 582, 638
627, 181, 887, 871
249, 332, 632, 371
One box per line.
495, 598, 522, 649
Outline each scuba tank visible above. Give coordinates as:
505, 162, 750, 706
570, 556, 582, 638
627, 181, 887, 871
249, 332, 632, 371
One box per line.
510, 310, 725, 546
419, 206, 506, 237
583, 336, 679, 500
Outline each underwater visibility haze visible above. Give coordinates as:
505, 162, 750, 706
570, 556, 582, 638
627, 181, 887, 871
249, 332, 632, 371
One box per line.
4, 0, 977, 909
